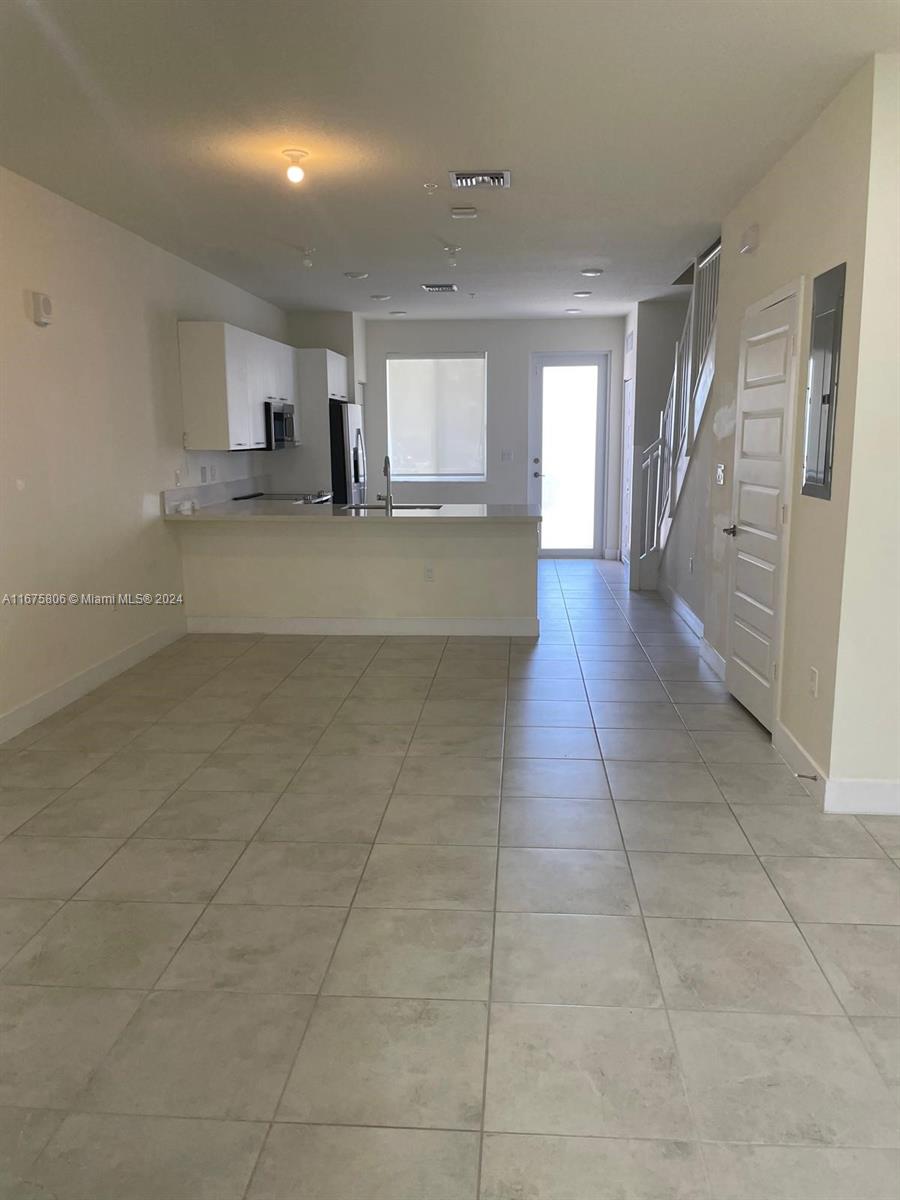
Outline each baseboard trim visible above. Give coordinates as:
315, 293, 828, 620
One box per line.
186, 616, 540, 637
699, 639, 726, 681
773, 719, 827, 806
659, 583, 704, 638
824, 777, 900, 816
0, 623, 186, 746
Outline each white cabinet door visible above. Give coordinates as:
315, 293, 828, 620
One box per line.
223, 327, 252, 450
243, 332, 267, 450
326, 350, 349, 400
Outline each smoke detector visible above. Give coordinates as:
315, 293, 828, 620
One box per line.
421, 283, 459, 293
449, 170, 510, 190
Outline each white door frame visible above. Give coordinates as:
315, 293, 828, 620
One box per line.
528, 351, 610, 559
725, 277, 806, 728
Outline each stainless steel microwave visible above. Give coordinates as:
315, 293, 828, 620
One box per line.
264, 401, 299, 450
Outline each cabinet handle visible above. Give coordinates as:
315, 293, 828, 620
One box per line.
233, 442, 247, 447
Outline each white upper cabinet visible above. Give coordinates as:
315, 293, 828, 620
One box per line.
326, 349, 349, 400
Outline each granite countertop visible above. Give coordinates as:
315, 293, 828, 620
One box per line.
165, 499, 541, 524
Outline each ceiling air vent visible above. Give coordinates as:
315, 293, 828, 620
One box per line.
421, 283, 459, 293
449, 170, 511, 190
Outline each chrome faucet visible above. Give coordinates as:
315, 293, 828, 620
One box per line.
378, 455, 393, 515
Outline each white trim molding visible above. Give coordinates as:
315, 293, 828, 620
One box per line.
187, 616, 540, 637
700, 638, 726, 681
824, 778, 900, 816
659, 583, 704, 638
773, 719, 827, 806
0, 624, 186, 746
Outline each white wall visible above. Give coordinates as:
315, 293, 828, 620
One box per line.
365, 317, 626, 556
0, 167, 287, 733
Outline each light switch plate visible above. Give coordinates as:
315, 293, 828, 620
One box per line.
716, 463, 726, 485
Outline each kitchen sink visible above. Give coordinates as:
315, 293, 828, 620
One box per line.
342, 503, 443, 511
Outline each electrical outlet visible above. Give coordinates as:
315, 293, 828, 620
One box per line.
808, 667, 819, 699
424, 564, 435, 583
689, 555, 694, 575
200, 466, 208, 483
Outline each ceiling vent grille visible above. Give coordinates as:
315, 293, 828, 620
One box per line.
449, 170, 511, 190
421, 283, 459, 293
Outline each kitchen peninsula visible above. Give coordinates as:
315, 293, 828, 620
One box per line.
166, 500, 541, 636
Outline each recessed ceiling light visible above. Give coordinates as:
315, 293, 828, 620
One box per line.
344, 271, 369, 280
370, 294, 391, 301
282, 149, 309, 184
580, 267, 604, 277
573, 291, 592, 298
423, 182, 439, 195
451, 207, 478, 219
565, 308, 582, 314
389, 310, 407, 316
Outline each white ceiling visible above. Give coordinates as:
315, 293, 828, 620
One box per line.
2, 0, 897, 318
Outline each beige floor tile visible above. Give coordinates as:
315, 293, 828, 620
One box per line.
504, 726, 600, 759
501, 757, 609, 799
481, 1134, 710, 1200
0, 899, 201, 988
418, 698, 506, 725
671, 1009, 899, 1145
497, 848, 637, 915
506, 700, 593, 728
499, 796, 621, 849
508, 678, 587, 701
764, 856, 900, 924
598, 730, 701, 762
323, 907, 492, 1000
860, 815, 900, 857
0, 899, 61, 965
216, 722, 324, 761
335, 697, 425, 724
28, 1112, 266, 1200
591, 701, 684, 729
492, 912, 661, 1006
510, 660, 587, 680
0, 788, 63, 836
675, 702, 763, 733
579, 661, 660, 680
377, 794, 499, 845
577, 645, 649, 662
0, 984, 142, 1107
249, 696, 344, 725
701, 1144, 900, 1200
181, 753, 297, 792
258, 791, 388, 843
0, 1107, 63, 1181
646, 917, 841, 1013
35, 720, 147, 753
733, 804, 887, 857
0, 836, 122, 899
584, 679, 670, 702
160, 695, 260, 724
604, 761, 722, 802
278, 995, 487, 1128
436, 658, 508, 680
356, 844, 496, 910
853, 1017, 900, 1095
276, 676, 357, 700
407, 724, 504, 758
653, 662, 721, 683
247, 1124, 479, 1200
0, 750, 113, 789
800, 923, 900, 1015
427, 677, 508, 701
662, 681, 731, 703
313, 723, 415, 756
81, 990, 313, 1120
137, 789, 278, 839
708, 763, 810, 802
214, 842, 368, 906
159, 904, 346, 993
394, 756, 502, 798
82, 751, 208, 791
78, 838, 243, 902
74, 696, 182, 723
16, 787, 169, 837
127, 722, 235, 753
691, 730, 782, 763
485, 1003, 692, 1138
616, 800, 752, 854
630, 852, 790, 919
287, 753, 404, 796
348, 675, 433, 700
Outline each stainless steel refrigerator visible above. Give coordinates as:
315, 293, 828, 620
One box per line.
329, 400, 367, 505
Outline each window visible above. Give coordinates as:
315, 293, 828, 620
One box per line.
802, 262, 845, 500
386, 355, 486, 480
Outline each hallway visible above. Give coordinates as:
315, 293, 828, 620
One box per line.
0, 560, 898, 1198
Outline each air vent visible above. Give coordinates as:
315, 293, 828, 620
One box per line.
421, 283, 459, 293
449, 170, 511, 190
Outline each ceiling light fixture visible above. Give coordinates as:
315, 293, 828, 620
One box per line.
300, 247, 315, 268
344, 271, 369, 280
423, 181, 439, 195
573, 291, 592, 298
565, 308, 582, 315
370, 294, 391, 301
580, 267, 604, 277
282, 149, 309, 184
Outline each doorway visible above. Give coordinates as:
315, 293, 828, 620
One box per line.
529, 353, 608, 556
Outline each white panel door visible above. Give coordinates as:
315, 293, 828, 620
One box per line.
725, 291, 799, 729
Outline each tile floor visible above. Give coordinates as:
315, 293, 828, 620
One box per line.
0, 559, 898, 1198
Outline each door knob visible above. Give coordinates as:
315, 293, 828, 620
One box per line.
533, 471, 545, 478
722, 524, 737, 536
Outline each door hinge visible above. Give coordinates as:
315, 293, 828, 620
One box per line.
781, 504, 788, 525
772, 661, 778, 681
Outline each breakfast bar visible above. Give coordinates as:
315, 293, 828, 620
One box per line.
166, 501, 541, 636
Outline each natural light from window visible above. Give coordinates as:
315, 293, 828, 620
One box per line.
386, 355, 487, 480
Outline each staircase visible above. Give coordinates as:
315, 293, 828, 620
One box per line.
638, 241, 720, 587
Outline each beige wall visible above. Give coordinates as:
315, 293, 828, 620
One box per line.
830, 54, 900, 784
661, 57, 894, 782
365, 317, 626, 556
0, 168, 287, 732
286, 309, 367, 398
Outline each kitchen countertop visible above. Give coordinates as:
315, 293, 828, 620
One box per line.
165, 500, 541, 524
